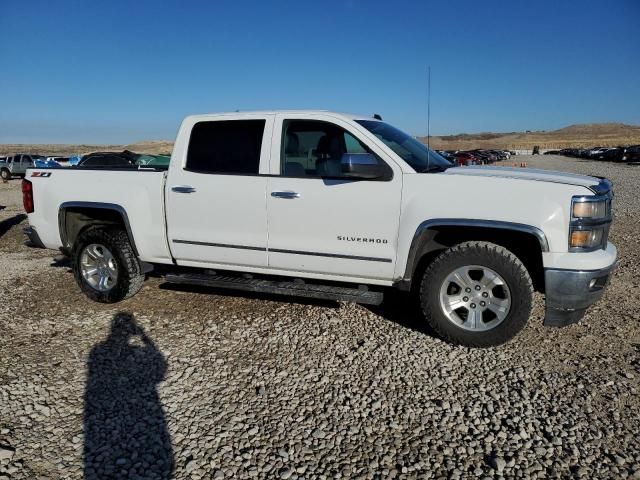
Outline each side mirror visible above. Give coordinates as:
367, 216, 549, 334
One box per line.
341, 153, 389, 179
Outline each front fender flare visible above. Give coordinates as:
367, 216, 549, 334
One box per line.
398, 218, 549, 288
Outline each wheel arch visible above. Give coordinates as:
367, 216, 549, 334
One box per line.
398, 219, 548, 292
58, 201, 139, 256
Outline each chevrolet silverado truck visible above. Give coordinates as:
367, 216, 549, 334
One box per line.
22, 111, 617, 347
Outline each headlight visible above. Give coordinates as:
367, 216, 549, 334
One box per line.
572, 199, 608, 219
569, 193, 612, 252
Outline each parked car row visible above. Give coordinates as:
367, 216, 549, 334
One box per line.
436, 149, 514, 166
0, 151, 170, 179
546, 145, 640, 163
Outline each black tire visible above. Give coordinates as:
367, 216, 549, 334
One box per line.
419, 241, 533, 347
0, 169, 10, 180
72, 227, 145, 303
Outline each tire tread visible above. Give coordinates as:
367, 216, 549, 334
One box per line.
420, 241, 533, 347
73, 227, 144, 303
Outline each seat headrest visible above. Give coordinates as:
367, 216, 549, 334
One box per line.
315, 135, 329, 155
285, 132, 300, 155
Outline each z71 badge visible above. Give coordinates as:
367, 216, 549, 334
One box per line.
31, 172, 52, 177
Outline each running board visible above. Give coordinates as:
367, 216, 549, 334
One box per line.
164, 272, 384, 305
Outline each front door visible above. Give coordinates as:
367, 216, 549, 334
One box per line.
266, 114, 402, 281
165, 115, 274, 268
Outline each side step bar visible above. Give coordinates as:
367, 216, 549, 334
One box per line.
164, 272, 384, 305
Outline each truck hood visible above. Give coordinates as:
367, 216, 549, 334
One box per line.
443, 165, 600, 190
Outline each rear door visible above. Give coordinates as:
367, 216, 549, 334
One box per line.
165, 114, 274, 268
266, 114, 402, 281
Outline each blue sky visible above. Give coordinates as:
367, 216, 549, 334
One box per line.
1, 0, 638, 143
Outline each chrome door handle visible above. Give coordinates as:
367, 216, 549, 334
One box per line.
271, 191, 300, 199
171, 185, 196, 193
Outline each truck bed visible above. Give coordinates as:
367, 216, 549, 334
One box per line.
26, 167, 173, 264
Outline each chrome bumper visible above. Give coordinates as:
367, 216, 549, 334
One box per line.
544, 263, 616, 327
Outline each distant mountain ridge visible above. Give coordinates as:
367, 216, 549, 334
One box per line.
425, 123, 640, 150
2, 123, 639, 156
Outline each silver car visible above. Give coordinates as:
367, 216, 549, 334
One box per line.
0, 154, 43, 180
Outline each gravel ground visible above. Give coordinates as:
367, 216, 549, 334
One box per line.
0, 156, 639, 479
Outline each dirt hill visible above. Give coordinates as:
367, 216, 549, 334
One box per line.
424, 123, 640, 150
0, 140, 173, 156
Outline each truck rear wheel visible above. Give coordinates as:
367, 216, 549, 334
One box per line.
0, 169, 10, 180
419, 241, 533, 347
73, 227, 144, 303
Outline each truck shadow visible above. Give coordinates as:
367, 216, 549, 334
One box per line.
83, 312, 174, 479
159, 281, 436, 338
0, 213, 26, 239
365, 289, 438, 338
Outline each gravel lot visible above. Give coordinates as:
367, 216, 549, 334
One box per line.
1, 155, 639, 480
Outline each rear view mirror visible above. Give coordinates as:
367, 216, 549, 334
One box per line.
341, 153, 389, 179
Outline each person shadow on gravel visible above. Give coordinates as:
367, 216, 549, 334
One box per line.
84, 313, 174, 479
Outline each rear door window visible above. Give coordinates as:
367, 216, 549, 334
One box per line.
186, 120, 265, 175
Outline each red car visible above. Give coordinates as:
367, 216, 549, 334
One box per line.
452, 152, 477, 166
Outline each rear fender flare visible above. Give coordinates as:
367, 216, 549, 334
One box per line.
58, 201, 139, 255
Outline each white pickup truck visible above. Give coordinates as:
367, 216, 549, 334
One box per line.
22, 111, 616, 347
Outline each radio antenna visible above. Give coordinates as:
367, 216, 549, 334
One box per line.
427, 65, 431, 151
426, 65, 431, 171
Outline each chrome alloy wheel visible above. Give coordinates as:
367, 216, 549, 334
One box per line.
439, 265, 511, 332
80, 243, 118, 292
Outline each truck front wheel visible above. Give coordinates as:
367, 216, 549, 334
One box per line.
0, 169, 10, 180
72, 227, 145, 303
419, 241, 533, 347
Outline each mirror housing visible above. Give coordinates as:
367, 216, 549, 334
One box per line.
340, 153, 389, 179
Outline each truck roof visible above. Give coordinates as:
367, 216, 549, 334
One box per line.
184, 110, 379, 122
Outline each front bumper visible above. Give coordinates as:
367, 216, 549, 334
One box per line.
23, 225, 46, 249
543, 263, 616, 327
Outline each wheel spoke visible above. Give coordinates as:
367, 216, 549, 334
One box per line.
480, 269, 502, 290
443, 294, 466, 312
451, 271, 471, 289
462, 267, 476, 286
83, 267, 98, 277
487, 298, 510, 320
103, 249, 114, 263
466, 309, 480, 329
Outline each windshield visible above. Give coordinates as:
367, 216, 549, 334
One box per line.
356, 120, 452, 172
31, 155, 46, 160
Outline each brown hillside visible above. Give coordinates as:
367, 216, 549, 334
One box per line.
0, 140, 173, 156
424, 123, 640, 150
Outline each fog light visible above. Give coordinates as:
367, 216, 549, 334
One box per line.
589, 279, 597, 288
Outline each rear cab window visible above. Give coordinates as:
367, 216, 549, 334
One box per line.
186, 120, 266, 175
